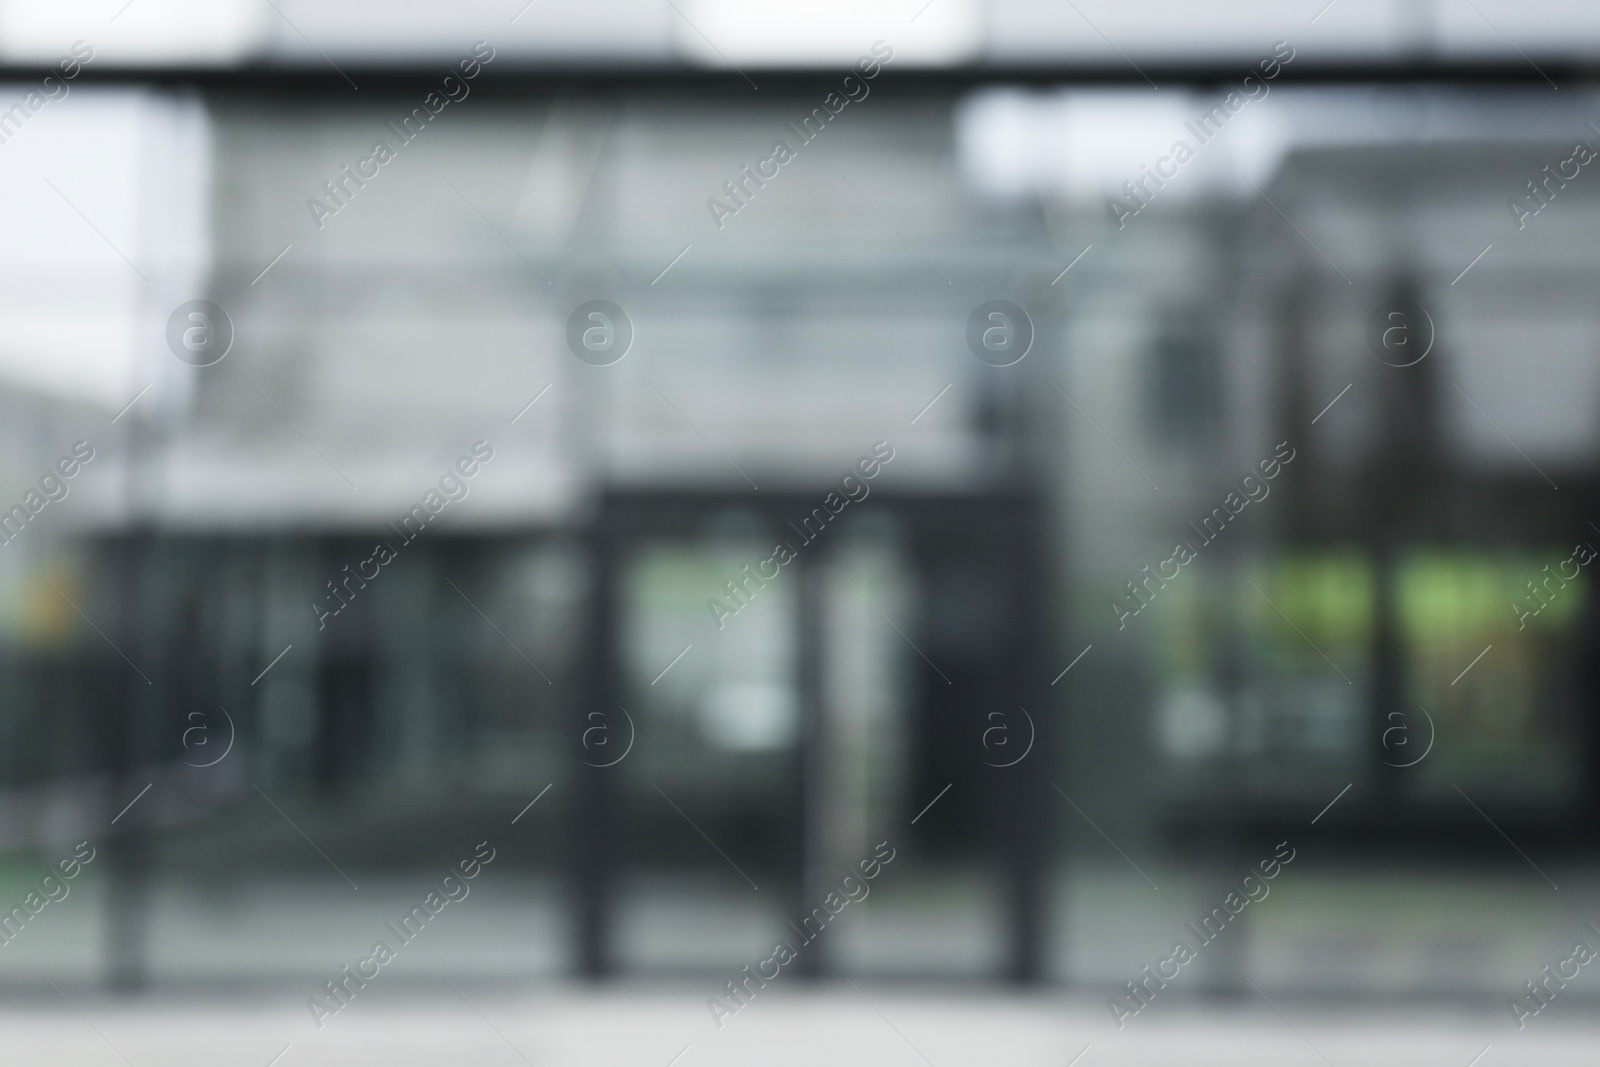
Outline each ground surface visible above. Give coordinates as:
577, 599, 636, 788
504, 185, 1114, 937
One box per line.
0, 983, 1590, 1067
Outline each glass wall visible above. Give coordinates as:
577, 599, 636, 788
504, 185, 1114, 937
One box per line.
0, 77, 1595, 1003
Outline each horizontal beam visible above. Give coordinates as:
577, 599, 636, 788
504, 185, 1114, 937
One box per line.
0, 58, 1593, 94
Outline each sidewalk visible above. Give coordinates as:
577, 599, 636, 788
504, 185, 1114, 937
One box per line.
1, 983, 1591, 1067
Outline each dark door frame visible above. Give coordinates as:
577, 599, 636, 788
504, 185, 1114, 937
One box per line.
572, 485, 1050, 982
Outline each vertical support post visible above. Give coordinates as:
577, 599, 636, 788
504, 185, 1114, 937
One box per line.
792, 550, 827, 977
572, 505, 618, 977
1003, 501, 1048, 983
103, 533, 150, 992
